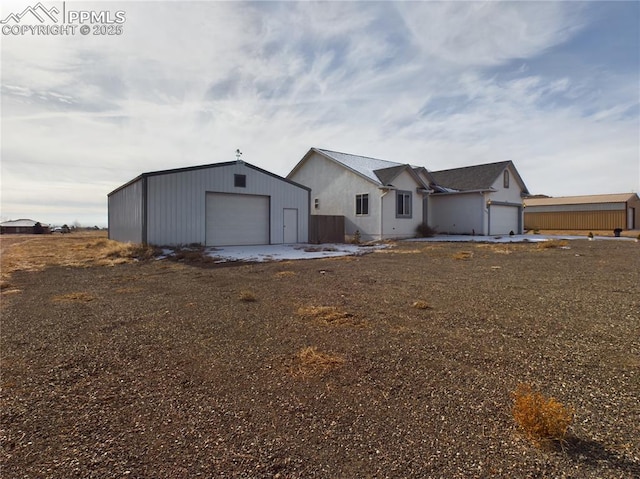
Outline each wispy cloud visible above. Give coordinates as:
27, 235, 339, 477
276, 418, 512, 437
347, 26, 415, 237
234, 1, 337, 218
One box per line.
1, 1, 638, 225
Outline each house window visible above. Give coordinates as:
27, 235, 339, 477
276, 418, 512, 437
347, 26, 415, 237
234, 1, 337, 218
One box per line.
356, 194, 369, 215
396, 191, 412, 217
503, 170, 510, 188
234, 174, 246, 188
314, 198, 320, 209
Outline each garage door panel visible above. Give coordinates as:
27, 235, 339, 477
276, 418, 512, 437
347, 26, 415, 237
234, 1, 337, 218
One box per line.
490, 205, 519, 235
206, 193, 269, 246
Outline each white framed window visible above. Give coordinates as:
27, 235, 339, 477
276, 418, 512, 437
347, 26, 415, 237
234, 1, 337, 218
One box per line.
396, 191, 411, 218
503, 170, 510, 188
356, 194, 369, 215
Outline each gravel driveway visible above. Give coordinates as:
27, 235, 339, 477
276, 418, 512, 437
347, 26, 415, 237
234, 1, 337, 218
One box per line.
1, 239, 639, 478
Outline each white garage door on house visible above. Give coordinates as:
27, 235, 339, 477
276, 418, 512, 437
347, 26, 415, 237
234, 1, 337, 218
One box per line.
206, 193, 270, 246
489, 204, 519, 235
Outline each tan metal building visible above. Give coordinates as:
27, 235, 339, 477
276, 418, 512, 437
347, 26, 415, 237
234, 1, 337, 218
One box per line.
524, 193, 640, 231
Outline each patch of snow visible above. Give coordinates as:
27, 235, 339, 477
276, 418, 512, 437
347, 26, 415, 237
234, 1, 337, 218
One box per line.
201, 243, 385, 263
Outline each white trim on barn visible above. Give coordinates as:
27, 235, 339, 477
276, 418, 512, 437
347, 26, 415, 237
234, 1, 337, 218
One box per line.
108, 161, 310, 246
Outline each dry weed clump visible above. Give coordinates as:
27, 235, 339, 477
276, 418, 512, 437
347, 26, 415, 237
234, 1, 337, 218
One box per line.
411, 300, 432, 310
538, 240, 569, 250
512, 383, 574, 448
293, 346, 345, 377
238, 290, 257, 302
453, 250, 474, 261
173, 248, 215, 263
476, 244, 514, 255
297, 306, 353, 324
96, 241, 159, 263
51, 292, 96, 303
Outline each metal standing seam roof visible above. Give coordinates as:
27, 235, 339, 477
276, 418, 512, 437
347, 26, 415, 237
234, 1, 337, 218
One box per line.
524, 193, 639, 207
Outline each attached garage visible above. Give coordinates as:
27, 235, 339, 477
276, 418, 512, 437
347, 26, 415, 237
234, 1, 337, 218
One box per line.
488, 203, 521, 235
524, 193, 640, 231
108, 161, 309, 246
428, 160, 528, 235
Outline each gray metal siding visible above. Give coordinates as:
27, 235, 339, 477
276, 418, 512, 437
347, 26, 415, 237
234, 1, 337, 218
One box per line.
145, 162, 309, 246
108, 179, 143, 243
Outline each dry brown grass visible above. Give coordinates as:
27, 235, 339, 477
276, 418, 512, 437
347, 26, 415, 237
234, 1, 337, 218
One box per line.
476, 244, 514, 254
51, 292, 96, 303
172, 247, 217, 263
292, 346, 345, 377
375, 248, 422, 255
512, 383, 574, 449
275, 271, 297, 278
537, 239, 569, 250
238, 290, 257, 302
0, 232, 159, 287
411, 300, 431, 310
532, 229, 640, 238
452, 250, 474, 260
297, 305, 354, 324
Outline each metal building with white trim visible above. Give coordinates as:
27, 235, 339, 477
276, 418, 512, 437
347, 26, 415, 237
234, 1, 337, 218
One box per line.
108, 161, 310, 246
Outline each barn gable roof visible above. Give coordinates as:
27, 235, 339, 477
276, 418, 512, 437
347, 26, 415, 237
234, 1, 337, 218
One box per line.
524, 193, 639, 207
109, 160, 309, 197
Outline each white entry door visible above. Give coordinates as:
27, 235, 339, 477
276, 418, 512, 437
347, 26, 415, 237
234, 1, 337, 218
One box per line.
283, 208, 298, 243
206, 193, 270, 246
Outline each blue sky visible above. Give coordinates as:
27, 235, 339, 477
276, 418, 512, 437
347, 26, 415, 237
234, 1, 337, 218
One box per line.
1, 0, 638, 227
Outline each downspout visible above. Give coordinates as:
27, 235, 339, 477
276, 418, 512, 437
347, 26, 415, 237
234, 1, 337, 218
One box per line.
486, 196, 491, 236
380, 189, 390, 241
142, 176, 148, 245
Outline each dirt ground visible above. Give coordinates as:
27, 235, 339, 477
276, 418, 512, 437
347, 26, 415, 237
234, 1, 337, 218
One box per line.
1, 237, 639, 478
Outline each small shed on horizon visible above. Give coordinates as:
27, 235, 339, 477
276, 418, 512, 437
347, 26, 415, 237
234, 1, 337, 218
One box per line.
108, 161, 310, 246
524, 193, 640, 231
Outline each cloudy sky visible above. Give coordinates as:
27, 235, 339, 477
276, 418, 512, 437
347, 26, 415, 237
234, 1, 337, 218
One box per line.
1, 0, 638, 227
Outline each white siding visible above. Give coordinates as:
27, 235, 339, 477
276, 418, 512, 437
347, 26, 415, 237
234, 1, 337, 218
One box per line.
290, 152, 381, 240
289, 152, 427, 241
380, 169, 425, 239
108, 179, 143, 243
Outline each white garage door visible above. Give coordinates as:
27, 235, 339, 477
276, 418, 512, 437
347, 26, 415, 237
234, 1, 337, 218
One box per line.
206, 193, 270, 246
489, 205, 519, 235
